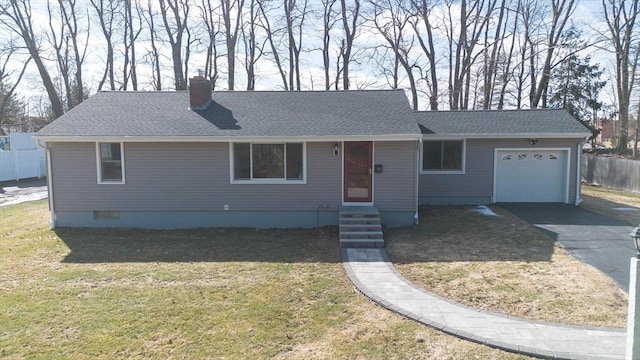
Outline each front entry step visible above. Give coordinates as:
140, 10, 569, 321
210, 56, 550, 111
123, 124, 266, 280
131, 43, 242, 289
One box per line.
339, 206, 384, 248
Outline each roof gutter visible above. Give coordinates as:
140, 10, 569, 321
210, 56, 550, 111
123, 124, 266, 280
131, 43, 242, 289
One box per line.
414, 139, 420, 224
33, 134, 423, 143
37, 140, 56, 229
421, 133, 592, 139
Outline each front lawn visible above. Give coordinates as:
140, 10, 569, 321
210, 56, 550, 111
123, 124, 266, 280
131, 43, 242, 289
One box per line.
580, 184, 640, 225
1, 200, 527, 359
386, 205, 627, 328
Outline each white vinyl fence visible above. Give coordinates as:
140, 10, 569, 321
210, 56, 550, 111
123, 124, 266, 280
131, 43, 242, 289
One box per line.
0, 133, 47, 182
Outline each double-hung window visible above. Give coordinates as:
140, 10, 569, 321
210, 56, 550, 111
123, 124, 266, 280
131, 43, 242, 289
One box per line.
97, 142, 125, 183
231, 142, 305, 183
421, 140, 465, 174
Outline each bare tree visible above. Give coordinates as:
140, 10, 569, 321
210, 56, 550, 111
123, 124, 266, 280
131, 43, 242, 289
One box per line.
409, 0, 439, 109
445, 0, 497, 110
141, 0, 163, 90
241, 0, 265, 90
89, 0, 118, 91
496, 2, 520, 109
159, 0, 190, 90
369, 0, 418, 109
481, 0, 508, 109
529, 0, 577, 108
58, 0, 88, 105
47, 0, 89, 110
258, 0, 288, 89
220, 0, 245, 90
335, 42, 344, 90
284, 0, 309, 90
198, 0, 222, 89
339, 0, 360, 89
260, 0, 309, 91
509, 0, 544, 109
602, 0, 640, 153
0, 0, 64, 118
122, 0, 143, 90
47, 0, 73, 109
321, 0, 338, 90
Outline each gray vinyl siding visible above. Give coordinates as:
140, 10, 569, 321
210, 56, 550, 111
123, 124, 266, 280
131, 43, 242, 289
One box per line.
373, 141, 417, 212
50, 140, 416, 214
51, 141, 341, 212
418, 138, 580, 204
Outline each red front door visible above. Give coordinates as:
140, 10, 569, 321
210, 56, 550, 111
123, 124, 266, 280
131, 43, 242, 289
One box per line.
344, 141, 373, 202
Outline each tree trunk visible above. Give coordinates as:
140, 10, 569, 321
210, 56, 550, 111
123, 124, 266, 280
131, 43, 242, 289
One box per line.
221, 0, 245, 90
340, 0, 359, 90
1, 0, 64, 118
410, 0, 439, 109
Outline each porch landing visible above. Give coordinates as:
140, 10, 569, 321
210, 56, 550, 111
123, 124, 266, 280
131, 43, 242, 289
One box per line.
339, 206, 384, 248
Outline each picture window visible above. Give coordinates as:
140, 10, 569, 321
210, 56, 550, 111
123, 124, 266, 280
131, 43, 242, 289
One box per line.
232, 142, 305, 182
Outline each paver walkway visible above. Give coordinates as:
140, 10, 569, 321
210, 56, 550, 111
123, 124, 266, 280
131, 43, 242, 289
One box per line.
342, 248, 626, 360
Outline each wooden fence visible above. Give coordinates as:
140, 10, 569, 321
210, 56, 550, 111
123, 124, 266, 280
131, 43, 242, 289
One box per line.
581, 154, 640, 193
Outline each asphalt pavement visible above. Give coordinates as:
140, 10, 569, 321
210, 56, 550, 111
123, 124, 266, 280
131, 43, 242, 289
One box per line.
502, 203, 636, 291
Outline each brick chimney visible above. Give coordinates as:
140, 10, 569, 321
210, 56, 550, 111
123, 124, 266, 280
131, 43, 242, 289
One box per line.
189, 76, 212, 110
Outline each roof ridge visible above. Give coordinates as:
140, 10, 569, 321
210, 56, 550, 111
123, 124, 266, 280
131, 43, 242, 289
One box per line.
98, 90, 186, 94
97, 89, 404, 94
214, 89, 404, 93
414, 108, 565, 113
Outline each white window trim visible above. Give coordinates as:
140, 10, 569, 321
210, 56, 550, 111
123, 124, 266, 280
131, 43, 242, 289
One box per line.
96, 142, 125, 184
420, 138, 466, 175
229, 142, 307, 184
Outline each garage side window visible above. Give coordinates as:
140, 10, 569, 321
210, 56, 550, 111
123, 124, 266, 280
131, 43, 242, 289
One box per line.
97, 142, 125, 184
421, 140, 465, 173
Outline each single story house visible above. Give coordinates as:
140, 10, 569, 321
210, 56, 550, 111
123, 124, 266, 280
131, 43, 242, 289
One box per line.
34, 77, 590, 231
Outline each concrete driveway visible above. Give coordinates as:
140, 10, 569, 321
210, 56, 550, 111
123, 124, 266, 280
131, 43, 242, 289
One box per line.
501, 203, 635, 291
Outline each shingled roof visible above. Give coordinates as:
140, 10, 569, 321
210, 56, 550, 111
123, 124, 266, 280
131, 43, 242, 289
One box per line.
36, 90, 590, 140
36, 90, 418, 139
416, 109, 590, 137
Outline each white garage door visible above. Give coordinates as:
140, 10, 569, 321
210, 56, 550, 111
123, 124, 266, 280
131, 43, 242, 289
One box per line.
494, 149, 568, 202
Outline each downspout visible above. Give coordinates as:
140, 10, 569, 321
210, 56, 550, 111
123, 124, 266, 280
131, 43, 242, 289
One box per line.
37, 140, 56, 229
575, 140, 584, 206
414, 138, 421, 224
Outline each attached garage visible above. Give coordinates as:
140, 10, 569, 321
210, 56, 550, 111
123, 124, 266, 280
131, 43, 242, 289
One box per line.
493, 148, 570, 203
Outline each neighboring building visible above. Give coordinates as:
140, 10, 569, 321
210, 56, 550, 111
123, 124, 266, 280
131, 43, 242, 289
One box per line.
597, 119, 615, 144
34, 77, 590, 230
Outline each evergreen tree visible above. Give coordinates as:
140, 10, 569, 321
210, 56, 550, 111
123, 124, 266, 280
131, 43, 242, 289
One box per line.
548, 28, 606, 142
0, 77, 26, 134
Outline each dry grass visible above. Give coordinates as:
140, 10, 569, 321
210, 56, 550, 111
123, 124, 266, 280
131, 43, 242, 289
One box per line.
580, 184, 640, 225
386, 205, 627, 328
1, 200, 528, 359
